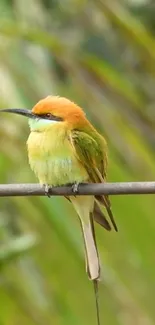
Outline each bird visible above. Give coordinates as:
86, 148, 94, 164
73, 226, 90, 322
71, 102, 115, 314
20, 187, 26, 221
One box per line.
1, 96, 117, 325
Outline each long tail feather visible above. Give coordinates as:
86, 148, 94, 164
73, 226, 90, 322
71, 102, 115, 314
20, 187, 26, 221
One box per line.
94, 279, 100, 325
80, 212, 100, 325
80, 214, 100, 280
90, 212, 101, 325
71, 196, 101, 325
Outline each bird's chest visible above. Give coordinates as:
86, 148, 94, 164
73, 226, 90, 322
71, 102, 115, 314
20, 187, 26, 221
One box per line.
27, 129, 87, 185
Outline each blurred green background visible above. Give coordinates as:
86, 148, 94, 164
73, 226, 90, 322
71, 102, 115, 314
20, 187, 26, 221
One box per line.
0, 0, 155, 324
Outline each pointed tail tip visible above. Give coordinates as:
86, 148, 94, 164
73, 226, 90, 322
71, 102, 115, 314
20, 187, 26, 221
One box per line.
93, 278, 100, 325
114, 224, 118, 232
106, 206, 118, 232
108, 212, 118, 232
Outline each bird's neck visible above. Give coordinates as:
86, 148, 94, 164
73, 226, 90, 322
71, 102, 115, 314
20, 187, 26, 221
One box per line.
29, 118, 64, 132
28, 122, 69, 155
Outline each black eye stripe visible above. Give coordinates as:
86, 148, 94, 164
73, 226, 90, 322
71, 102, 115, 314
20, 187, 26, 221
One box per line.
35, 113, 63, 121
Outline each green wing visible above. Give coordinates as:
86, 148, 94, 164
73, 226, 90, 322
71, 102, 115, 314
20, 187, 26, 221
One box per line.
70, 130, 117, 232
70, 130, 107, 182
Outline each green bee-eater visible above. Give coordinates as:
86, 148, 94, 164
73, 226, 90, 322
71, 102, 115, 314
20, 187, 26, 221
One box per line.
1, 96, 117, 324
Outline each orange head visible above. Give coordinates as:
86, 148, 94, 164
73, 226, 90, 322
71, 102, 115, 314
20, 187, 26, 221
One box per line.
32, 96, 87, 129
0, 96, 89, 131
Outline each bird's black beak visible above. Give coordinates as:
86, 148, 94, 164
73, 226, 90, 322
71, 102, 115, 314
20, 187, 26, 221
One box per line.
0, 108, 35, 119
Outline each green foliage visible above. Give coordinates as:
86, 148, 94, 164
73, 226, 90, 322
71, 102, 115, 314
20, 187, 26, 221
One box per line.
0, 0, 155, 324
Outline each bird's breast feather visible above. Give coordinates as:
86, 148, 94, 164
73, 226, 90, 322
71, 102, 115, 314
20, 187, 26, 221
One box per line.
27, 130, 88, 185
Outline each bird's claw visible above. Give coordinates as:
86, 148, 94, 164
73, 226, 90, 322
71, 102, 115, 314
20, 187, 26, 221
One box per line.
44, 184, 52, 198
72, 182, 79, 195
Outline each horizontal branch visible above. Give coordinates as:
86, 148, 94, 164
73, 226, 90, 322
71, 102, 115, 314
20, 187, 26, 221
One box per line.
0, 182, 155, 197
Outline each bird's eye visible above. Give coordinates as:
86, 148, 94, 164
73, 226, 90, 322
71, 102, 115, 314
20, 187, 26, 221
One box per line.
45, 113, 52, 119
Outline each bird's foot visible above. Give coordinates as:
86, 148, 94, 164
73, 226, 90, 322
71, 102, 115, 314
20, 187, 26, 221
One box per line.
44, 184, 52, 198
71, 182, 80, 195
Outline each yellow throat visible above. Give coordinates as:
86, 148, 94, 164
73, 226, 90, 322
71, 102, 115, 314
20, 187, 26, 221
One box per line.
27, 118, 88, 185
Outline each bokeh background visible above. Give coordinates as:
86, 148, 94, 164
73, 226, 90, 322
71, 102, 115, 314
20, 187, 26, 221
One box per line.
0, 0, 155, 324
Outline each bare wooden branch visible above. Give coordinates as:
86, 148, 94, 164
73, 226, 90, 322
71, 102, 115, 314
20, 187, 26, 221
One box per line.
0, 182, 155, 197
